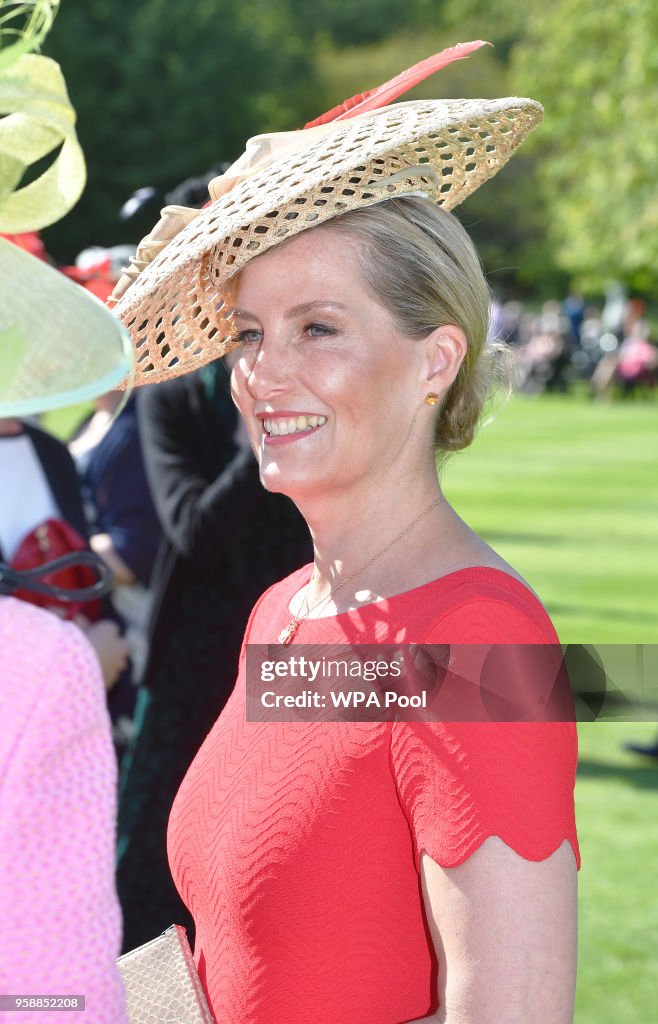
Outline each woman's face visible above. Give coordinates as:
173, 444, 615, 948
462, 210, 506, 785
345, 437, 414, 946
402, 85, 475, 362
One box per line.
229, 227, 436, 502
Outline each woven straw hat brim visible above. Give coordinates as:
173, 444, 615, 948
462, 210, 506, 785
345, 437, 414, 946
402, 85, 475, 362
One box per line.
114, 97, 543, 387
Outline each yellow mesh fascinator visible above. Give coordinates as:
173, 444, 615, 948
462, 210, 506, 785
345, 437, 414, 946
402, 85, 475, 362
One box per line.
0, 0, 133, 415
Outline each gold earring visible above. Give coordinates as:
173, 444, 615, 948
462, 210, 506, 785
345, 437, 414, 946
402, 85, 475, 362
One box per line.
424, 393, 440, 406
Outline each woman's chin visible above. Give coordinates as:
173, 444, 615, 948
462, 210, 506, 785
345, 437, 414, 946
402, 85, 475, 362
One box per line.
258, 464, 295, 496
258, 464, 325, 502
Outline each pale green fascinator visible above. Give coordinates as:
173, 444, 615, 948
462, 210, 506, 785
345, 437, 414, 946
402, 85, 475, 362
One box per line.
0, 0, 133, 415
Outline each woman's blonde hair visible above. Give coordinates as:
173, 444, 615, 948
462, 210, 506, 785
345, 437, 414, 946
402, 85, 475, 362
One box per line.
324, 197, 511, 458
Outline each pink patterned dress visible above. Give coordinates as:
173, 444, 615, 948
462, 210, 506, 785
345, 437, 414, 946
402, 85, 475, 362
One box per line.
0, 597, 126, 1023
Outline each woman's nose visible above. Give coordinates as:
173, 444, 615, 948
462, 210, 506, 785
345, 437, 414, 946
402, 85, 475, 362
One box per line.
244, 338, 290, 398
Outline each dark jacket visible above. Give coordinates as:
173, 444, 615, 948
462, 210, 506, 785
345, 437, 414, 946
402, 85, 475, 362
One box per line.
76, 398, 161, 586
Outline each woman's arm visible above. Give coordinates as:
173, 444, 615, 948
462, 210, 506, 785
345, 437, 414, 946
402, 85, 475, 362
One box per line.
397, 589, 580, 1024
90, 531, 136, 585
412, 838, 577, 1024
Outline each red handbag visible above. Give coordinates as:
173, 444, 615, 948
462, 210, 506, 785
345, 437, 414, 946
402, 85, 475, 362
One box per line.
10, 518, 103, 621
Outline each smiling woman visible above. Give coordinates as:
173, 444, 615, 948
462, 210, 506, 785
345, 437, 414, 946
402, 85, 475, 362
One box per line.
113, 51, 580, 1024
231, 224, 446, 504
230, 198, 502, 506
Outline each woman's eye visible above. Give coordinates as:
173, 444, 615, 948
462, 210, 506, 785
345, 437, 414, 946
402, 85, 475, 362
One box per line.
236, 328, 262, 345
305, 322, 335, 338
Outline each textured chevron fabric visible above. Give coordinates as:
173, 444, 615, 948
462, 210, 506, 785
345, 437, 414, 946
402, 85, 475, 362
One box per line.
167, 566, 580, 1023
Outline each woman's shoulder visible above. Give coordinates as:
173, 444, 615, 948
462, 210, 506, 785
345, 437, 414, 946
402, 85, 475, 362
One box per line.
414, 566, 559, 644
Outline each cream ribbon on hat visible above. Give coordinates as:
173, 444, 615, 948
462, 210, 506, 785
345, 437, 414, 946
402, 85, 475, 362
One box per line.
109, 40, 488, 305
109, 110, 445, 304
207, 116, 442, 199
109, 203, 200, 304
110, 120, 370, 304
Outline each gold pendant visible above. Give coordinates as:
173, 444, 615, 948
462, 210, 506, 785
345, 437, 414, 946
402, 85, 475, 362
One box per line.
278, 618, 300, 645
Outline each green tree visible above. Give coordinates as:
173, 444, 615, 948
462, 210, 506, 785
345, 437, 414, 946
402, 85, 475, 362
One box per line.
37, 0, 594, 298
287, 0, 447, 48
511, 0, 658, 294
42, 0, 314, 257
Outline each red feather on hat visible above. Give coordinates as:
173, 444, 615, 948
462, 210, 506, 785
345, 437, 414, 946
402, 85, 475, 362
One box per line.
303, 41, 490, 130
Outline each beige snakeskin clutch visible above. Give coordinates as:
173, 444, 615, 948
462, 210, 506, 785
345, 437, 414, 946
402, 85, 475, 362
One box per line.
117, 924, 216, 1023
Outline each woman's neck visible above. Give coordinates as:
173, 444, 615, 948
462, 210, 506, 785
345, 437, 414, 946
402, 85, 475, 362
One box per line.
295, 471, 450, 614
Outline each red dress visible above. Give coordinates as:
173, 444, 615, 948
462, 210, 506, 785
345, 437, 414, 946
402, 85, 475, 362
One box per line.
168, 566, 580, 1023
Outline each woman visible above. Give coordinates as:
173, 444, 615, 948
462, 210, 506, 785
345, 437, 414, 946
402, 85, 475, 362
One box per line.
112, 58, 580, 1023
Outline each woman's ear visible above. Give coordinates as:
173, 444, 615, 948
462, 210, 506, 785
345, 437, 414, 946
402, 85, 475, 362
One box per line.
423, 325, 467, 393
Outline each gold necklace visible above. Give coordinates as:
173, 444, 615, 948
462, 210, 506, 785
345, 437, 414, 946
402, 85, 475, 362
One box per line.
278, 495, 444, 645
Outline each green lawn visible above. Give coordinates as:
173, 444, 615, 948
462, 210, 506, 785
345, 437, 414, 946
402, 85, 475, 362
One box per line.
442, 393, 658, 644
46, 390, 657, 1022
443, 393, 658, 1024
42, 401, 92, 442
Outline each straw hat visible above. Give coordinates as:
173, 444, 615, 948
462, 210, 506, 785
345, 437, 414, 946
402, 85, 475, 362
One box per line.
111, 43, 543, 388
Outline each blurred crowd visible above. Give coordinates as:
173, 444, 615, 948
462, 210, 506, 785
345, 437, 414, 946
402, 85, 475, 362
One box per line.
491, 289, 658, 399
